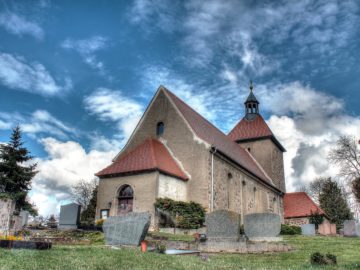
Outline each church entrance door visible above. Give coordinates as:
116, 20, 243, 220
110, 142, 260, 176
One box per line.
117, 185, 134, 215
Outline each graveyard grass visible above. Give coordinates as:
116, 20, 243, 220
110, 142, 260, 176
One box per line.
0, 236, 359, 269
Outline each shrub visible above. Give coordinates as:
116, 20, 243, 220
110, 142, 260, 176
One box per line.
95, 219, 105, 227
309, 210, 324, 230
280, 224, 301, 235
155, 242, 167, 254
154, 198, 205, 229
310, 252, 337, 265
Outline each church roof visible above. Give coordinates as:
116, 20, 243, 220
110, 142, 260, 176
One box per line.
164, 88, 277, 189
228, 114, 286, 152
284, 192, 325, 218
96, 138, 188, 180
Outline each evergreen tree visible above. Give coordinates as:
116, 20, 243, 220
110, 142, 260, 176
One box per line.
319, 178, 353, 230
80, 185, 98, 223
0, 126, 37, 212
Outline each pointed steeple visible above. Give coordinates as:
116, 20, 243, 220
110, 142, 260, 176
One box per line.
244, 80, 259, 120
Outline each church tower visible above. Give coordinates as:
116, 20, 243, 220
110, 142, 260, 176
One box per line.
228, 82, 286, 192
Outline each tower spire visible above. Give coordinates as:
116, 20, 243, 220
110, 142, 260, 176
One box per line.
244, 80, 259, 120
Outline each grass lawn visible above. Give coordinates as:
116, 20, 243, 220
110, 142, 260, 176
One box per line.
0, 235, 359, 269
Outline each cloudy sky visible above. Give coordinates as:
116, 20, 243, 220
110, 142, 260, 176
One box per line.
1, 0, 360, 216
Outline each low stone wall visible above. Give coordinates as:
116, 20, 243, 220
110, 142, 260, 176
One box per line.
158, 227, 206, 235
284, 217, 309, 226
198, 240, 290, 253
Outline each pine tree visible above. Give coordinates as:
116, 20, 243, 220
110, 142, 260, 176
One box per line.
319, 178, 353, 230
80, 185, 98, 223
0, 126, 37, 212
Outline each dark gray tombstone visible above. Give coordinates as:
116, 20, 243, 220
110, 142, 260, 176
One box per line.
205, 210, 241, 240
59, 203, 81, 229
344, 220, 360, 237
102, 212, 151, 246
244, 213, 281, 241
301, 224, 316, 236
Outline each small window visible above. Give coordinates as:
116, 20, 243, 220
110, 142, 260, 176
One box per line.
247, 147, 251, 152
100, 209, 109, 219
156, 122, 164, 136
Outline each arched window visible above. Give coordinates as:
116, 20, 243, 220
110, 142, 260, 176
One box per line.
156, 122, 164, 136
117, 185, 134, 215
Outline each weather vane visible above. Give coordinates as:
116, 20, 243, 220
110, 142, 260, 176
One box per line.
249, 80, 253, 92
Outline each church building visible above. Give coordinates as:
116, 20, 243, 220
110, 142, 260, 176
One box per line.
95, 84, 286, 227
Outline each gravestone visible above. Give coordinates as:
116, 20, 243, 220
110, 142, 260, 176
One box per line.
102, 212, 151, 246
59, 203, 81, 229
343, 220, 360, 237
244, 213, 281, 241
301, 224, 315, 236
318, 220, 336, 235
19, 211, 29, 227
0, 199, 15, 234
206, 210, 241, 240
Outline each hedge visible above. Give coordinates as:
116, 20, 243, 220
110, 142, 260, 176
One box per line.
154, 198, 205, 229
280, 224, 301, 235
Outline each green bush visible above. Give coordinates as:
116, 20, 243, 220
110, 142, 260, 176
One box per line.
154, 198, 205, 229
280, 224, 301, 235
310, 252, 337, 265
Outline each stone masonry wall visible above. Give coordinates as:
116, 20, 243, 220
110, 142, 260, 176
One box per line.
284, 217, 309, 226
212, 155, 284, 223
237, 139, 286, 192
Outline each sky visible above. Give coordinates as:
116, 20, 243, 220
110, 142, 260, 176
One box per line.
0, 0, 360, 217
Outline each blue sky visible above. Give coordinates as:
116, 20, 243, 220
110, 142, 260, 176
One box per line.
1, 0, 360, 216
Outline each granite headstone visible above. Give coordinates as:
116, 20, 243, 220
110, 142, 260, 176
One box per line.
301, 224, 315, 236
19, 211, 29, 227
205, 210, 241, 239
102, 212, 151, 246
59, 203, 81, 229
244, 213, 281, 241
0, 199, 15, 234
343, 220, 360, 237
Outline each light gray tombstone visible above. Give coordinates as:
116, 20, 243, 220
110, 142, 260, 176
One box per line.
102, 212, 151, 246
343, 220, 360, 237
0, 199, 15, 234
19, 210, 29, 227
244, 213, 282, 241
206, 210, 241, 240
59, 203, 81, 229
301, 224, 316, 236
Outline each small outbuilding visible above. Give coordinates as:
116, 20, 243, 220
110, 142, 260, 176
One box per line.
284, 192, 326, 226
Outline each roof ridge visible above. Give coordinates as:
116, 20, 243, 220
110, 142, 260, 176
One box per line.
163, 88, 227, 139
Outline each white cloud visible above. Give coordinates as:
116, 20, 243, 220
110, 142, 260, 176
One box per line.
61, 36, 108, 73
30, 137, 116, 216
84, 88, 143, 140
261, 82, 360, 191
0, 53, 72, 96
0, 110, 76, 139
0, 12, 44, 40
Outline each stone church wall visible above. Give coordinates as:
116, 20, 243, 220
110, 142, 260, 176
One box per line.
237, 139, 285, 192
158, 174, 187, 201
211, 154, 283, 223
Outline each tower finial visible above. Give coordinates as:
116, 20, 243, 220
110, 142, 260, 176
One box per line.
249, 80, 253, 92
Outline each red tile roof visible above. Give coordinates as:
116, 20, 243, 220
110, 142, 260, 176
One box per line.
228, 115, 286, 152
96, 138, 188, 180
164, 89, 277, 189
284, 192, 325, 218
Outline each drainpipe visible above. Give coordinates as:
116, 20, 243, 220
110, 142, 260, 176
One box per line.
210, 147, 217, 212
